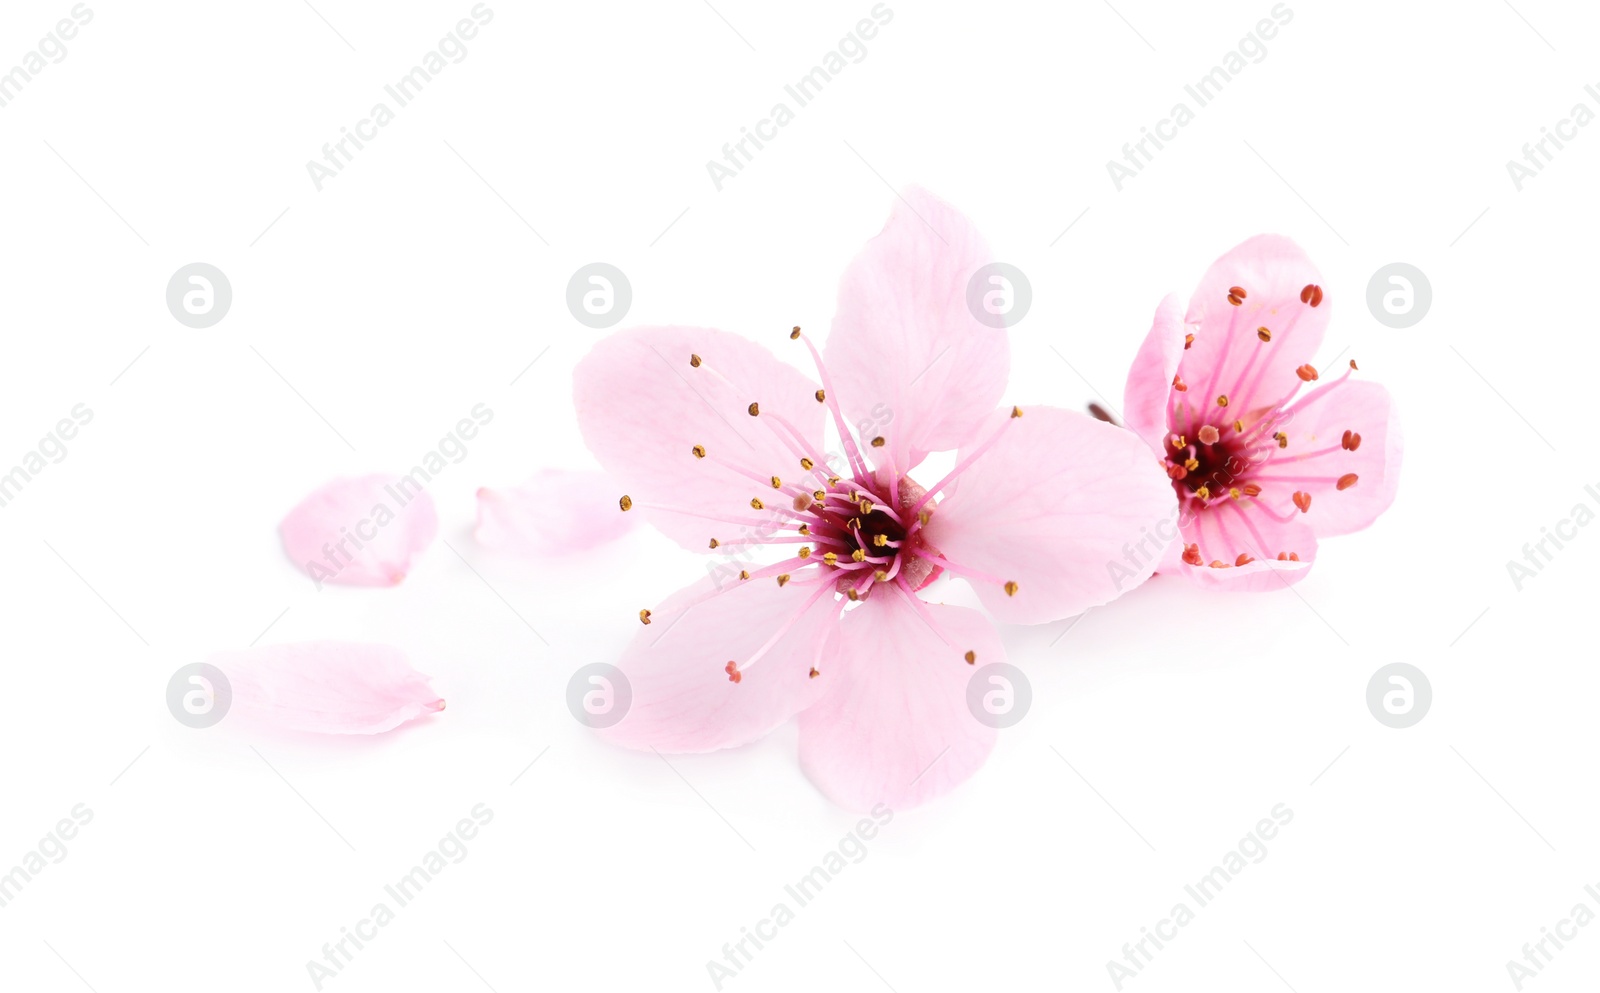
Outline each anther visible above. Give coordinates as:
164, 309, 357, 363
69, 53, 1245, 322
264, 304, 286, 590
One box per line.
724, 661, 742, 684
965, 650, 976, 664
1182, 543, 1203, 566
739, 570, 750, 580
873, 570, 887, 581
1184, 457, 1199, 471
1229, 487, 1241, 500
800, 457, 814, 470
708, 538, 720, 549
770, 476, 782, 489
1171, 435, 1187, 449
776, 574, 791, 587
692, 444, 706, 459
1195, 485, 1211, 501
872, 534, 888, 547
798, 524, 810, 535
852, 549, 866, 562
1235, 553, 1254, 566
1337, 473, 1359, 490
823, 552, 839, 565
1233, 419, 1244, 433
871, 436, 885, 447
798, 546, 812, 558
1341, 430, 1362, 451
1184, 334, 1195, 349
619, 495, 633, 511
1257, 327, 1272, 342
790, 326, 801, 339
1274, 431, 1288, 449
1298, 284, 1324, 307
1173, 375, 1188, 392
813, 489, 826, 502
1296, 364, 1318, 382
1217, 394, 1229, 407
748, 402, 760, 416
809, 667, 820, 678
1292, 491, 1312, 513
690, 354, 702, 367
815, 389, 826, 403
1209, 560, 1228, 568
847, 589, 860, 601
1011, 406, 1023, 418
1242, 483, 1261, 497
639, 609, 652, 625
1349, 359, 1359, 370
750, 497, 764, 510
1227, 286, 1247, 305
1004, 580, 1019, 597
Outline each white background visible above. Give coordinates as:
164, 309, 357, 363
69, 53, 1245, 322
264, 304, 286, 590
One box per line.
2, 1, 1597, 990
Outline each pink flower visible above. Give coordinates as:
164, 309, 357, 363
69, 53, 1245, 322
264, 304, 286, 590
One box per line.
573, 190, 1173, 810
1121, 235, 1403, 590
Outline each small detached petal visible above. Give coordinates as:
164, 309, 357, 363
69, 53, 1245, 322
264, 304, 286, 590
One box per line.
280, 474, 437, 588
212, 641, 444, 735
475, 468, 638, 557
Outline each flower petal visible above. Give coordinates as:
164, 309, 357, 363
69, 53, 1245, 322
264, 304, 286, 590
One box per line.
920, 406, 1176, 624
596, 574, 840, 753
574, 326, 825, 553
1254, 379, 1403, 537
1123, 292, 1187, 450
279, 475, 437, 587
1180, 234, 1330, 416
213, 641, 444, 734
798, 592, 999, 811
823, 188, 1010, 468
1173, 500, 1318, 592
474, 468, 638, 556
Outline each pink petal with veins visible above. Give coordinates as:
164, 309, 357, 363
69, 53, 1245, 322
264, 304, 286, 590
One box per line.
279, 474, 437, 588
213, 641, 444, 735
475, 468, 639, 556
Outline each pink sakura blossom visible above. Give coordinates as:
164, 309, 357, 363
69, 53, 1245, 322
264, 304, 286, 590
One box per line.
475, 468, 638, 556
1122, 235, 1403, 590
211, 641, 444, 735
573, 189, 1173, 810
279, 475, 438, 588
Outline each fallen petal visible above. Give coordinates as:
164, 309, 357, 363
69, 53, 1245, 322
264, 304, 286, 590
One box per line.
279, 475, 438, 588
474, 468, 639, 556
212, 641, 444, 735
